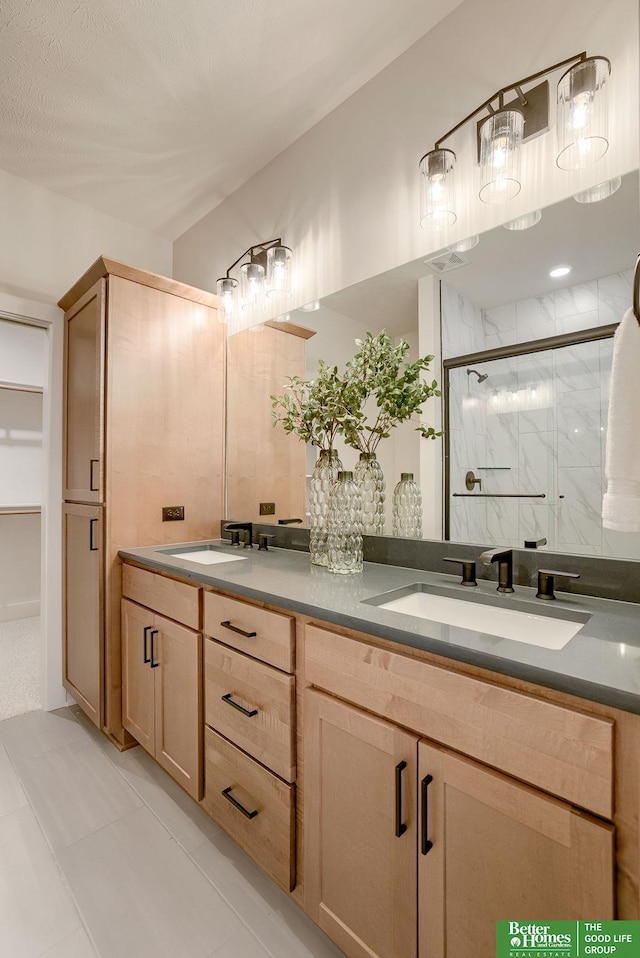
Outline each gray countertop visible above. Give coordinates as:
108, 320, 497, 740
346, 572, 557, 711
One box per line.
119, 540, 640, 715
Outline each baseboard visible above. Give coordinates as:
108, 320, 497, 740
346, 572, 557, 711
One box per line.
0, 600, 40, 623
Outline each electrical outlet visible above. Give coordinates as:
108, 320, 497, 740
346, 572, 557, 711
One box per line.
162, 506, 185, 521
259, 502, 276, 515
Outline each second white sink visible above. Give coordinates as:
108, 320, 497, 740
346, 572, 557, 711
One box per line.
372, 586, 590, 650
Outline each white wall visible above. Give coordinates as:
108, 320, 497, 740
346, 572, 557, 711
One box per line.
0, 167, 172, 305
174, 0, 639, 316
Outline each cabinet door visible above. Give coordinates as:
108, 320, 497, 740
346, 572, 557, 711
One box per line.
418, 740, 615, 958
121, 599, 155, 753
153, 613, 202, 801
305, 689, 418, 958
64, 279, 105, 503
63, 503, 103, 727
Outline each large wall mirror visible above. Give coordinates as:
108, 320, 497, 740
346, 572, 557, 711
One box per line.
226, 169, 640, 560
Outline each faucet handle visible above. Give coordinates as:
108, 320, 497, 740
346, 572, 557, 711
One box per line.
258, 533, 275, 551
536, 569, 580, 600
443, 557, 477, 587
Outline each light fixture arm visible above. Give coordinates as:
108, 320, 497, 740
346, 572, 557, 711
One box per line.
433, 51, 587, 150
224, 237, 283, 278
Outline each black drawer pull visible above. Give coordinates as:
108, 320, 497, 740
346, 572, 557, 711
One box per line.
395, 760, 408, 838
89, 458, 99, 492
220, 620, 257, 639
143, 625, 152, 664
89, 518, 98, 551
150, 629, 160, 668
221, 693, 258, 717
421, 774, 433, 855
221, 786, 258, 819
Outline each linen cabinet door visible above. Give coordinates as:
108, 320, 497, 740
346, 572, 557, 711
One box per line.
64, 278, 105, 503
121, 599, 155, 754
153, 614, 203, 800
304, 689, 418, 958
417, 740, 615, 958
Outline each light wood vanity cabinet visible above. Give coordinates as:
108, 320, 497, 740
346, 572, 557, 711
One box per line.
201, 589, 296, 891
121, 566, 202, 800
303, 625, 617, 958
61, 257, 224, 741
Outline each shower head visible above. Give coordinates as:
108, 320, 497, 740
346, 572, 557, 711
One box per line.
467, 368, 489, 383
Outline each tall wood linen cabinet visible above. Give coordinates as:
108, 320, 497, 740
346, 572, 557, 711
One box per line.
60, 257, 224, 746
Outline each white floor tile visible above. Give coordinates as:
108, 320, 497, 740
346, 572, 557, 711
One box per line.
208, 926, 272, 958
0, 805, 82, 958
192, 832, 343, 958
15, 739, 143, 851
57, 805, 242, 958
118, 746, 220, 853
0, 707, 90, 761
68, 703, 140, 767
38, 927, 98, 958
0, 742, 28, 817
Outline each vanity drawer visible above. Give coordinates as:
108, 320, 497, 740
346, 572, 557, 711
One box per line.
304, 624, 614, 819
205, 639, 295, 782
122, 563, 200, 630
201, 726, 295, 891
204, 590, 294, 672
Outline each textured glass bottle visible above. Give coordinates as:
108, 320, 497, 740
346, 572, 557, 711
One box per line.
308, 449, 342, 566
354, 452, 385, 535
327, 471, 363, 574
392, 472, 423, 538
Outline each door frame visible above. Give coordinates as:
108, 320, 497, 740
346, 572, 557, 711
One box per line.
0, 292, 66, 711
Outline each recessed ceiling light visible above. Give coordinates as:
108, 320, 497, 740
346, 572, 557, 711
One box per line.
549, 265, 571, 278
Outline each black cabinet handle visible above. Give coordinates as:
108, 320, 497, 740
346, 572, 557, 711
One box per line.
89, 518, 98, 551
150, 629, 159, 668
421, 774, 433, 855
221, 693, 258, 717
143, 625, 152, 664
220, 620, 257, 639
395, 760, 408, 837
221, 786, 258, 819
89, 459, 99, 492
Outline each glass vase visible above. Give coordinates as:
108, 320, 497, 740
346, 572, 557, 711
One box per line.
354, 452, 385, 535
327, 471, 363, 574
392, 472, 423, 538
308, 449, 342, 566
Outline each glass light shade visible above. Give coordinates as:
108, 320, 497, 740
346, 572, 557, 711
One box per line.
556, 57, 610, 171
266, 245, 293, 298
573, 176, 621, 203
479, 108, 524, 203
448, 234, 479, 252
216, 276, 238, 318
419, 149, 456, 228
503, 210, 542, 231
240, 261, 265, 311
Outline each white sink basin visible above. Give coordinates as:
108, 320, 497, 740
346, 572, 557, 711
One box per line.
372, 586, 589, 650
165, 547, 247, 565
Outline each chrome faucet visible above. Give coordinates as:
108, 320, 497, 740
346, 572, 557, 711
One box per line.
224, 521, 253, 548
479, 547, 514, 593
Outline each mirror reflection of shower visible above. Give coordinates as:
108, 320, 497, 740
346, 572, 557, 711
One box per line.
467, 368, 489, 383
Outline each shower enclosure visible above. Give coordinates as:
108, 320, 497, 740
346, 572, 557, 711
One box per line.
443, 324, 636, 557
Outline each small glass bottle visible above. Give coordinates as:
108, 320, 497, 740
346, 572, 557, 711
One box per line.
308, 450, 343, 566
327, 471, 364, 574
392, 473, 423, 538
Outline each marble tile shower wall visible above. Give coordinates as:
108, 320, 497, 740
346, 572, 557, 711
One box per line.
443, 271, 640, 560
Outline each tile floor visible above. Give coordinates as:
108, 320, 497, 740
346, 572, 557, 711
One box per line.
0, 705, 344, 958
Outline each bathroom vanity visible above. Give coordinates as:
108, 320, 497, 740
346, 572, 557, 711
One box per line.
117, 539, 640, 958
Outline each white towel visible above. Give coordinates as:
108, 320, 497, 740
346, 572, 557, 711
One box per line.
602, 307, 640, 532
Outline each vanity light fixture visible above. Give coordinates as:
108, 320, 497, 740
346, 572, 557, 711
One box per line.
573, 176, 621, 204
448, 235, 480, 252
216, 238, 293, 322
419, 51, 610, 225
503, 210, 542, 231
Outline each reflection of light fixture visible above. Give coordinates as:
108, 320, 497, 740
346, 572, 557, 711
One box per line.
549, 265, 571, 278
573, 176, 621, 204
300, 300, 320, 312
448, 235, 480, 252
216, 238, 293, 321
556, 57, 611, 170
503, 210, 542, 231
419, 51, 610, 225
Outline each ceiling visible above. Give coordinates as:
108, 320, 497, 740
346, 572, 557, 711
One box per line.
0, 0, 461, 240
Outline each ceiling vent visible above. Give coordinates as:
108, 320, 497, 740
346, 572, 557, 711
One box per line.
422, 250, 471, 273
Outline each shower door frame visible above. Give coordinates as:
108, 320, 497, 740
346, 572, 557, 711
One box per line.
442, 322, 618, 541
